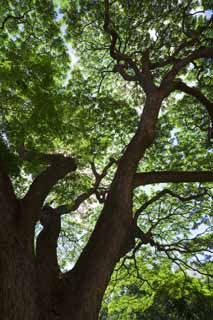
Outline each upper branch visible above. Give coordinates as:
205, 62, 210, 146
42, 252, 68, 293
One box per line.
103, 0, 155, 93
150, 17, 213, 70
22, 150, 77, 218
133, 171, 213, 187
161, 46, 213, 89
36, 206, 61, 312
172, 80, 213, 124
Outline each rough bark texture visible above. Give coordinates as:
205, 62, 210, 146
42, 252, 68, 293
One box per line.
0, 173, 38, 320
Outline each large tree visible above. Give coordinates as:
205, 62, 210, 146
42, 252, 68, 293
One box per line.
0, 0, 212, 319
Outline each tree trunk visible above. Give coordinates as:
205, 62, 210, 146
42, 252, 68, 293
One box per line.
55, 94, 163, 320
57, 202, 136, 320
0, 94, 162, 320
0, 202, 38, 320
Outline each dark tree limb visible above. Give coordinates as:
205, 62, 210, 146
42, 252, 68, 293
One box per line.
36, 206, 61, 276
0, 150, 17, 210
135, 226, 155, 245
134, 171, 213, 187
103, 0, 140, 75
164, 251, 213, 277
135, 228, 212, 277
150, 17, 213, 70
112, 64, 138, 81
0, 167, 16, 201
161, 46, 213, 88
55, 190, 94, 215
172, 80, 213, 125
0, 170, 17, 216
21, 149, 77, 220
36, 206, 61, 316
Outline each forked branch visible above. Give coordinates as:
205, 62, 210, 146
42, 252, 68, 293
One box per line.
103, 0, 155, 93
161, 46, 213, 87
21, 148, 77, 219
55, 158, 116, 215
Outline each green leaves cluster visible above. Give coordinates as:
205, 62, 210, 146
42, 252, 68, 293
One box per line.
101, 260, 213, 320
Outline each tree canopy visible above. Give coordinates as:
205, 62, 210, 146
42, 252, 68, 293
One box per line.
0, 1, 212, 319
100, 261, 213, 319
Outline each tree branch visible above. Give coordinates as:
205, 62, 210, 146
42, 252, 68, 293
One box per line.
103, 0, 155, 93
55, 158, 116, 215
36, 206, 61, 314
135, 228, 212, 277
134, 188, 206, 221
150, 17, 213, 70
164, 251, 212, 277
161, 46, 213, 88
21, 150, 77, 219
0, 8, 32, 30
172, 80, 213, 125
36, 206, 61, 276
0, 170, 17, 215
133, 171, 213, 187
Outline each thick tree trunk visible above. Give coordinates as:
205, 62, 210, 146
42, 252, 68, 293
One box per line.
0, 234, 38, 320
55, 94, 163, 320
0, 194, 38, 320
0, 94, 162, 320
57, 203, 136, 320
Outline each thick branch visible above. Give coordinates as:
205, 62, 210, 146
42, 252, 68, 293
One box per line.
36, 206, 61, 275
22, 151, 77, 219
0, 170, 17, 217
0, 147, 19, 222
113, 64, 138, 81
172, 80, 213, 124
36, 206, 61, 315
104, 1, 136, 67
0, 168, 17, 208
150, 17, 213, 70
134, 171, 213, 187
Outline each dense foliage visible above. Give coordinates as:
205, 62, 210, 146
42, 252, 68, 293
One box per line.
100, 262, 213, 319
0, 0, 212, 319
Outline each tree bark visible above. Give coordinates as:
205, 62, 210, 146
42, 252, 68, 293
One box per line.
0, 173, 38, 320
54, 92, 163, 320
